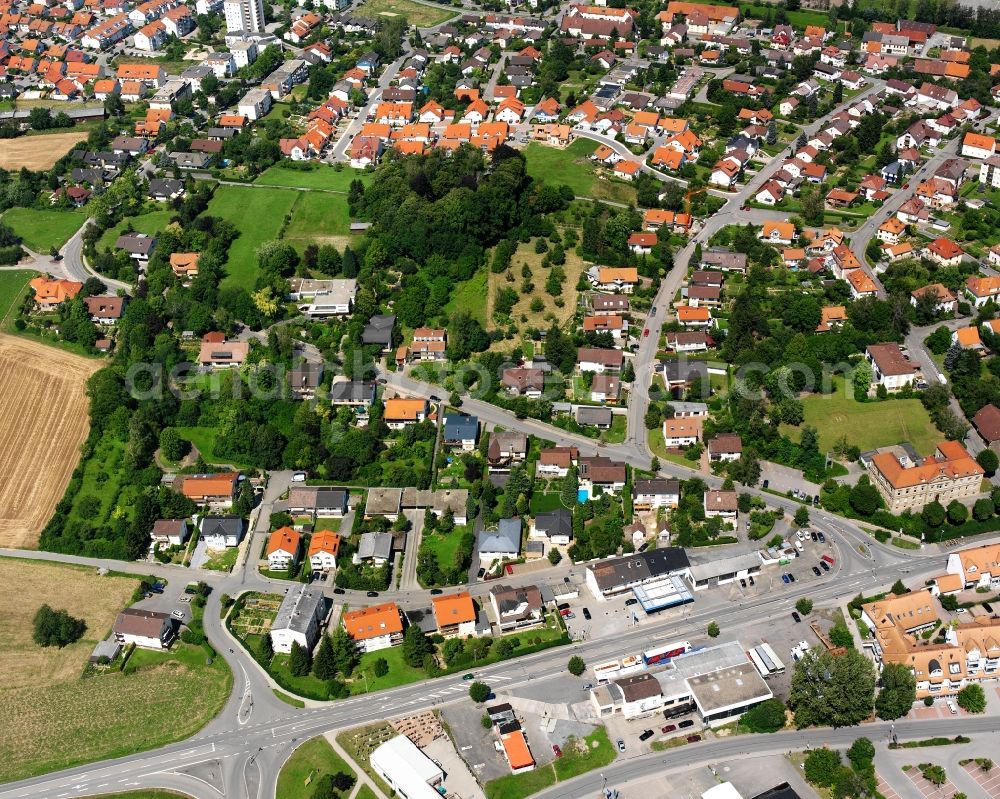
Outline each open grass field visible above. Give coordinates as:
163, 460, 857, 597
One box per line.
276, 735, 356, 799
0, 557, 232, 783
485, 235, 587, 332
2, 207, 86, 252
356, 0, 457, 26
208, 186, 298, 290
283, 192, 352, 251
444, 267, 489, 327
0, 269, 33, 323
97, 208, 176, 252
255, 164, 371, 192
0, 130, 87, 170
523, 139, 637, 205
0, 334, 99, 548
780, 387, 942, 455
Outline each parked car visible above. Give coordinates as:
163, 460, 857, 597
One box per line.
366, 591, 379, 597
582, 608, 592, 620
792, 611, 801, 623
762, 479, 769, 489
171, 609, 185, 619
583, 683, 594, 691
291, 472, 306, 482
678, 719, 695, 729
333, 588, 345, 595
150, 582, 165, 594
822, 554, 835, 565
788, 573, 796, 583
643, 328, 650, 337
817, 532, 826, 543
557, 603, 571, 611
560, 608, 572, 617
552, 744, 562, 757
820, 561, 830, 572
812, 494, 820, 506
748, 576, 755, 586
947, 700, 958, 714
781, 574, 790, 584
661, 724, 677, 734
463, 673, 475, 680
639, 730, 655, 742
430, 588, 443, 595
179, 596, 191, 603
983, 602, 994, 614
564, 612, 576, 619
687, 734, 702, 743
617, 739, 626, 753
812, 566, 822, 577
810, 531, 818, 542
477, 568, 486, 579
624, 598, 638, 607
739, 578, 747, 588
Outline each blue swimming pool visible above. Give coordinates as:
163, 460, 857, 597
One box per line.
577, 489, 589, 504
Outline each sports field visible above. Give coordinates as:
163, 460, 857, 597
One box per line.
0, 558, 232, 782
0, 334, 99, 549
2, 207, 86, 252
207, 186, 297, 290
780, 390, 942, 455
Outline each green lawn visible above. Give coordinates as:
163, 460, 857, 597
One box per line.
779, 388, 943, 455
315, 518, 342, 532
2, 208, 86, 252
524, 139, 637, 205
529, 492, 567, 513
273, 688, 306, 707
277, 736, 356, 799
0, 269, 33, 323
203, 547, 239, 572
97, 209, 175, 252
174, 426, 251, 469
355, 0, 457, 26
420, 526, 468, 573
207, 185, 298, 290
600, 415, 627, 444
445, 267, 489, 327
349, 645, 427, 695
355, 788, 379, 799
283, 192, 352, 251
486, 727, 615, 799
255, 164, 371, 192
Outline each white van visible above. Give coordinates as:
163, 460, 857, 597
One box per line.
291, 472, 307, 483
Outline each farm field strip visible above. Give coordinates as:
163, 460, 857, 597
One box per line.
0, 334, 98, 548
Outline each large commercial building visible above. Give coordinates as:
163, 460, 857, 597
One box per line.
370, 736, 444, 799
866, 440, 983, 513
585, 547, 691, 602
590, 641, 773, 726
861, 580, 1000, 698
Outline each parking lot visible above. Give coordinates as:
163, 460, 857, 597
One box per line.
602, 704, 704, 755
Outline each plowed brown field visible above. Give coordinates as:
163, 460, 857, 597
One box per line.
0, 334, 98, 548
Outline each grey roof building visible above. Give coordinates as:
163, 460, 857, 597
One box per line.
269, 585, 328, 654
328, 380, 376, 405
479, 518, 521, 562
576, 406, 613, 427
533, 508, 573, 540
358, 531, 393, 562
443, 414, 478, 445
362, 314, 396, 348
